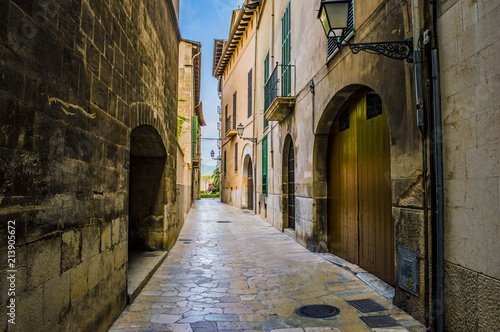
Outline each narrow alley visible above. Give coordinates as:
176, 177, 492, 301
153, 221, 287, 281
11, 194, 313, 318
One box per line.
110, 200, 425, 332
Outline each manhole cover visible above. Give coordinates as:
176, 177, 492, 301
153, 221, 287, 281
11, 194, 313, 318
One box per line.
360, 315, 401, 328
347, 299, 387, 313
295, 305, 340, 318
217, 220, 232, 223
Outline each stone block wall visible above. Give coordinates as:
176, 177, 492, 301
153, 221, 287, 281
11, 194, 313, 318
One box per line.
0, 0, 180, 330
438, 0, 500, 329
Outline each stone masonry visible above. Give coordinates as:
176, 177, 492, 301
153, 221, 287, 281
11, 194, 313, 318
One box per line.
0, 0, 180, 331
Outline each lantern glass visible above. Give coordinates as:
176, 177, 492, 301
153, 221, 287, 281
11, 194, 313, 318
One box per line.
210, 150, 215, 158
237, 123, 244, 138
318, 1, 350, 38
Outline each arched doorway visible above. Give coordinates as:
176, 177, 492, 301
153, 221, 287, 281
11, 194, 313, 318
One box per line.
129, 125, 167, 252
283, 135, 295, 231
327, 91, 394, 285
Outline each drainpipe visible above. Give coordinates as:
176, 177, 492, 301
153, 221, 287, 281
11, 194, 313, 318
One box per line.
411, 2, 441, 330
310, 79, 315, 133
431, 1, 445, 330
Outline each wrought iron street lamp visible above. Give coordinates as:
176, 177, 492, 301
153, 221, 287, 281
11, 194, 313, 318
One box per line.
317, 0, 413, 62
210, 150, 221, 161
237, 123, 257, 143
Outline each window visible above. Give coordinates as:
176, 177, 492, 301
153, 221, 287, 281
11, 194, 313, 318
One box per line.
282, 2, 291, 97
225, 104, 228, 132
192, 116, 198, 158
233, 92, 237, 129
248, 69, 253, 118
264, 52, 270, 83
234, 142, 238, 172
264, 52, 270, 129
224, 151, 227, 176
262, 135, 268, 196
327, 0, 354, 59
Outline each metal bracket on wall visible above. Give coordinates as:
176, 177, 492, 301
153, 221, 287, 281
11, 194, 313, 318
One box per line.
346, 40, 414, 62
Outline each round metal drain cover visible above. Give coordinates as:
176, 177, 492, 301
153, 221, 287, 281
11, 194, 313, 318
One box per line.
295, 305, 340, 318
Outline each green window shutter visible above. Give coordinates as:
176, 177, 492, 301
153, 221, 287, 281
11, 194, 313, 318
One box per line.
192, 116, 198, 144
282, 2, 291, 97
327, 0, 354, 58
264, 52, 270, 83
192, 116, 198, 159
264, 52, 270, 129
262, 135, 268, 196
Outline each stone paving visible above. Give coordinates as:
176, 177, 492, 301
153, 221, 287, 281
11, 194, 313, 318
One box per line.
110, 200, 425, 331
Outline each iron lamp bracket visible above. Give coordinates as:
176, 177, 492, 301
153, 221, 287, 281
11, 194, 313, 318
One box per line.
334, 38, 414, 62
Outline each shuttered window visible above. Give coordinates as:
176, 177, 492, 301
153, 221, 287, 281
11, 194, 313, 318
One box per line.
235, 142, 238, 172
233, 92, 237, 129
327, 0, 354, 59
248, 69, 252, 118
262, 135, 268, 196
264, 52, 270, 129
223, 151, 227, 176
282, 2, 291, 97
192, 116, 198, 158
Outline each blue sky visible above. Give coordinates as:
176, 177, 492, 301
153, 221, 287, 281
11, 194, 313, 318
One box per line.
179, 0, 243, 174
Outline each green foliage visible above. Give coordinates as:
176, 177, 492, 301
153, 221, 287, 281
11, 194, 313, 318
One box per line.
201, 193, 220, 199
177, 115, 190, 140
211, 164, 220, 192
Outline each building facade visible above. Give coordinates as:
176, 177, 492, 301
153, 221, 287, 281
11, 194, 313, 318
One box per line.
214, 0, 500, 329
213, 2, 259, 210
177, 39, 205, 220
438, 0, 500, 330
0, 0, 181, 331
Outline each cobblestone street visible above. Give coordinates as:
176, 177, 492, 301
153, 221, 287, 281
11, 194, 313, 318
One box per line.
110, 200, 425, 331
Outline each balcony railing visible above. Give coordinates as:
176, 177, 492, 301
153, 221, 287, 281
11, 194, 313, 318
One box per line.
264, 64, 296, 122
225, 115, 237, 137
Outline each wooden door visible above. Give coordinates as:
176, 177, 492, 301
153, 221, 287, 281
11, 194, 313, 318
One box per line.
247, 158, 253, 210
328, 93, 394, 285
288, 143, 295, 229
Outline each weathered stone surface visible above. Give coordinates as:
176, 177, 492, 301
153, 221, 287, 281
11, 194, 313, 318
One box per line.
71, 261, 89, 303
43, 271, 71, 325
62, 230, 81, 272
101, 222, 112, 251
88, 253, 104, 290
477, 274, 500, 331
112, 217, 120, 245
444, 262, 478, 332
16, 286, 43, 332
81, 226, 101, 261
27, 236, 61, 289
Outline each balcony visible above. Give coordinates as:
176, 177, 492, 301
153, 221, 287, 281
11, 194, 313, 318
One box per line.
264, 64, 296, 122
225, 115, 237, 137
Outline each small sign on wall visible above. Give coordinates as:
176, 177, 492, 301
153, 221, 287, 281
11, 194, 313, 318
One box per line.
398, 246, 419, 296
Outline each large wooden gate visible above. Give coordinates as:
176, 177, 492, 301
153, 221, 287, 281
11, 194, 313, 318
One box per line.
288, 143, 295, 230
247, 158, 253, 210
327, 93, 394, 285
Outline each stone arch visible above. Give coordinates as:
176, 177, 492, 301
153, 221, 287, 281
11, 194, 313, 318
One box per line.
241, 144, 253, 210
129, 125, 168, 253
313, 84, 391, 249
314, 85, 395, 284
282, 134, 295, 231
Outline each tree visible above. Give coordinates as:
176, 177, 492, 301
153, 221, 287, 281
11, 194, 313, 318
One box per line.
211, 164, 220, 192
